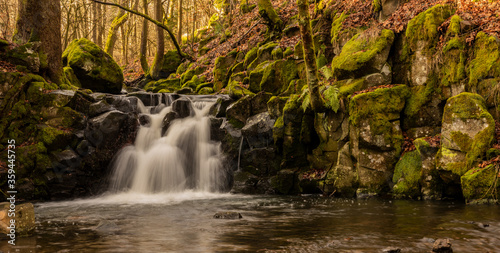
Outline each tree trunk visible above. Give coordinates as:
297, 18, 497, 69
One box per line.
105, 5, 129, 57
13, 0, 62, 85
140, 0, 149, 73
297, 0, 324, 111
177, 0, 182, 45
150, 0, 164, 79
98, 0, 104, 47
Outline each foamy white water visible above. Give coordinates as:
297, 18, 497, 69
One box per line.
109, 95, 227, 194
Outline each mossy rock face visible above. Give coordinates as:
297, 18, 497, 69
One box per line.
249, 60, 273, 93
248, 42, 279, 70
403, 4, 453, 87
468, 32, 500, 93
440, 37, 466, 98
159, 50, 182, 79
226, 95, 254, 127
258, 59, 298, 95
319, 142, 358, 197
461, 164, 500, 204
437, 93, 495, 183
392, 150, 422, 198
62, 38, 123, 93
257, 0, 283, 31
226, 80, 255, 99
349, 85, 409, 193
403, 80, 443, 130
3, 42, 43, 73
63, 66, 81, 88
213, 52, 238, 91
331, 29, 394, 80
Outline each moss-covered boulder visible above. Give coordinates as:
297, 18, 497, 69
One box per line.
144, 78, 181, 92
3, 42, 44, 73
436, 92, 495, 184
331, 29, 394, 80
257, 0, 283, 31
158, 50, 182, 79
213, 50, 238, 91
226, 80, 255, 99
440, 16, 467, 99
349, 85, 409, 194
62, 38, 123, 93
461, 164, 500, 204
248, 42, 279, 70
251, 59, 298, 95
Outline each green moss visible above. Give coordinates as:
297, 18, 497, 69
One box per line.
244, 47, 259, 67
392, 150, 422, 198
404, 82, 435, 118
180, 69, 196, 85
283, 47, 294, 58
451, 131, 473, 152
331, 29, 394, 79
272, 47, 283, 60
198, 87, 214, 94
372, 0, 381, 12
468, 32, 500, 90
349, 85, 409, 127
330, 11, 349, 45
461, 164, 500, 203
338, 78, 366, 97
145, 78, 181, 92
195, 82, 213, 93
63, 67, 81, 88
257, 0, 283, 29
229, 117, 245, 129
447, 15, 461, 37
441, 38, 466, 88
405, 4, 454, 49
227, 80, 255, 99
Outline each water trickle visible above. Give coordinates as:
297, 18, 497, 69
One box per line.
110, 95, 226, 193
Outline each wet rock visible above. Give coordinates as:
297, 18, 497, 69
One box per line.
209, 116, 225, 141
89, 100, 114, 117
47, 90, 75, 107
382, 247, 401, 253
209, 96, 234, 117
94, 221, 121, 233
175, 87, 193, 94
105, 95, 139, 113
270, 169, 298, 194
162, 111, 179, 134
250, 91, 273, 115
85, 110, 131, 148
171, 97, 193, 118
226, 96, 253, 127
241, 112, 275, 148
432, 238, 453, 253
240, 148, 279, 176
0, 202, 35, 236
139, 114, 151, 127
213, 212, 242, 219
127, 91, 162, 106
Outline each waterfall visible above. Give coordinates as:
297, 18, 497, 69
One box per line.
110, 95, 226, 193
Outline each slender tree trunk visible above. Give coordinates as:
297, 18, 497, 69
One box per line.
98, 0, 104, 47
177, 0, 182, 45
297, 0, 324, 111
92, 0, 98, 43
14, 0, 62, 85
140, 0, 149, 72
150, 0, 164, 79
105, 3, 129, 57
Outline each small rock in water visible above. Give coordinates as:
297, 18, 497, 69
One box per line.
139, 114, 151, 127
213, 212, 242, 219
382, 247, 401, 253
432, 238, 453, 253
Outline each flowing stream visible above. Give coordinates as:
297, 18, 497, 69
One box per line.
5, 95, 500, 252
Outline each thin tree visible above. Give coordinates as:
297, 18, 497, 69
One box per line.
150, 0, 164, 79
297, 0, 324, 111
105, 0, 129, 56
140, 0, 149, 73
177, 0, 182, 45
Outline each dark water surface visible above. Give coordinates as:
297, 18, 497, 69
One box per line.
3, 192, 500, 252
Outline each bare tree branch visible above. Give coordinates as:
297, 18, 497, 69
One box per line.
90, 0, 194, 61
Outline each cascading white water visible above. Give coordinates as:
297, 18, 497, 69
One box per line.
110, 95, 226, 193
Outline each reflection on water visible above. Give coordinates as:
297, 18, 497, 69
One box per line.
3, 193, 500, 252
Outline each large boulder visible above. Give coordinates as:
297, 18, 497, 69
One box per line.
461, 164, 500, 204
331, 29, 394, 80
436, 93, 495, 186
62, 38, 124, 93
349, 85, 409, 195
241, 112, 275, 149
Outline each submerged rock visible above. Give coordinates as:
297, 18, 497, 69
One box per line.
432, 238, 453, 253
213, 212, 243, 219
